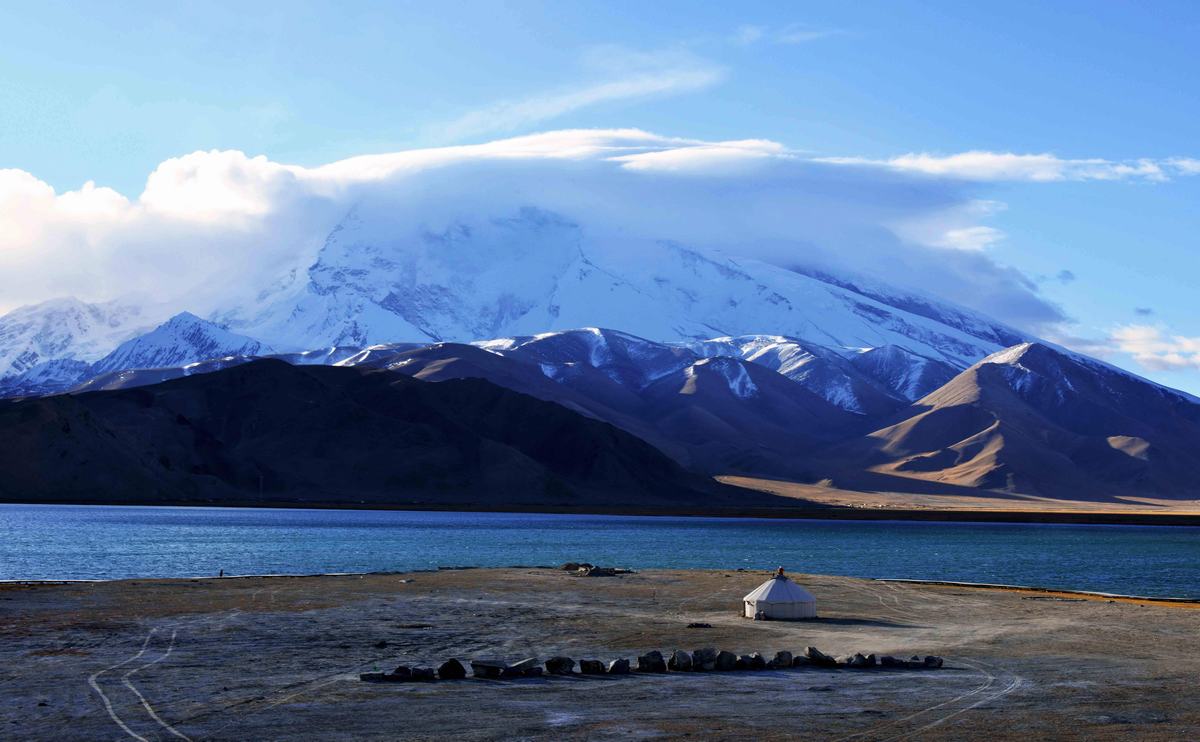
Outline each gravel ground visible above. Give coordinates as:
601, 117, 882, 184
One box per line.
2, 568, 1198, 740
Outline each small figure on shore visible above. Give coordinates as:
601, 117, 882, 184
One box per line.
219, 569, 224, 577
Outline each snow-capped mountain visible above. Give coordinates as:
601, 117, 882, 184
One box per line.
224, 205, 1026, 368
0, 311, 271, 397
89, 312, 272, 376
0, 297, 153, 381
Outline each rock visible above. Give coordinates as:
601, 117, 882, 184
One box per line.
373, 640, 388, 649
523, 666, 544, 677
580, 566, 618, 577
607, 658, 631, 674
792, 655, 811, 668
359, 672, 389, 683
847, 653, 871, 668
737, 653, 767, 670
910, 655, 922, 664
508, 658, 539, 673
637, 651, 667, 673
546, 656, 576, 675
668, 650, 693, 671
715, 650, 738, 671
769, 651, 794, 669
686, 622, 712, 629
806, 647, 839, 668
691, 648, 718, 671
560, 562, 591, 571
437, 659, 466, 680
866, 654, 878, 667
471, 659, 507, 679
579, 659, 605, 675
880, 656, 901, 668
390, 665, 413, 680
410, 667, 436, 682
924, 655, 944, 669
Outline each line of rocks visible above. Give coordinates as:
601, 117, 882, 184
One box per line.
360, 647, 942, 683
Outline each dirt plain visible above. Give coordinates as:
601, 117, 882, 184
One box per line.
2, 568, 1198, 741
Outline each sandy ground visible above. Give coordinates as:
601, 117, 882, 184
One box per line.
2, 568, 1198, 741
720, 475, 1200, 516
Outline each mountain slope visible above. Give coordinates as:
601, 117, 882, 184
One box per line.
90, 312, 272, 376
226, 204, 1025, 368
351, 338, 865, 476
0, 360, 767, 509
0, 298, 152, 380
837, 343, 1200, 500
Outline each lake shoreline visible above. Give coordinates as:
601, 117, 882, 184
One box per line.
4, 495, 1200, 526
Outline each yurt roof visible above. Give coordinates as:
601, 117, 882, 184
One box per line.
743, 574, 815, 603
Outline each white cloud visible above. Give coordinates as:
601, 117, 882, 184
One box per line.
1110, 325, 1200, 370
437, 48, 725, 141
0, 130, 1080, 332
817, 151, 1200, 182
734, 23, 844, 45
611, 139, 789, 173
933, 226, 1006, 251
889, 198, 1007, 252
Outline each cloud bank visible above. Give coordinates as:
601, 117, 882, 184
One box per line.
1110, 325, 1200, 371
819, 152, 1200, 182
5, 129, 1176, 337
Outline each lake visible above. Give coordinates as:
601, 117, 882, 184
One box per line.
1, 504, 1197, 597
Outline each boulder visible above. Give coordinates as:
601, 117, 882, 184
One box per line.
579, 659, 606, 675
523, 666, 544, 677
637, 651, 667, 673
769, 651, 793, 669
847, 654, 871, 668
390, 665, 413, 680
410, 667, 436, 682
866, 654, 878, 667
880, 656, 901, 668
437, 659, 466, 680
691, 648, 718, 671
924, 655, 944, 669
546, 656, 576, 675
686, 622, 712, 629
508, 658, 539, 673
471, 659, 507, 679
715, 651, 738, 671
737, 653, 767, 670
359, 672, 389, 683
668, 650, 693, 672
607, 658, 631, 675
806, 647, 839, 668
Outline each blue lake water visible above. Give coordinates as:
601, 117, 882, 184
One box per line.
1, 504, 1197, 597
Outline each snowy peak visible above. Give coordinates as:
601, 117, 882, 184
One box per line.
224, 204, 1023, 367
850, 344, 958, 402
975, 341, 1199, 407
478, 327, 697, 389
90, 312, 272, 376
0, 297, 152, 380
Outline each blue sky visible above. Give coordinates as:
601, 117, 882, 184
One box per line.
2, 1, 1198, 391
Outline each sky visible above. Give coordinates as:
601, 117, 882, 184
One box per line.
1, 0, 1198, 392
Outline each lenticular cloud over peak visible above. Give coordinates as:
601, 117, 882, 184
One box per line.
0, 129, 1062, 330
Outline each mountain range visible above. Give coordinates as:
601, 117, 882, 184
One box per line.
1, 203, 1197, 507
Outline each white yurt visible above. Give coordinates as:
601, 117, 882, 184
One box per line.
743, 567, 817, 620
